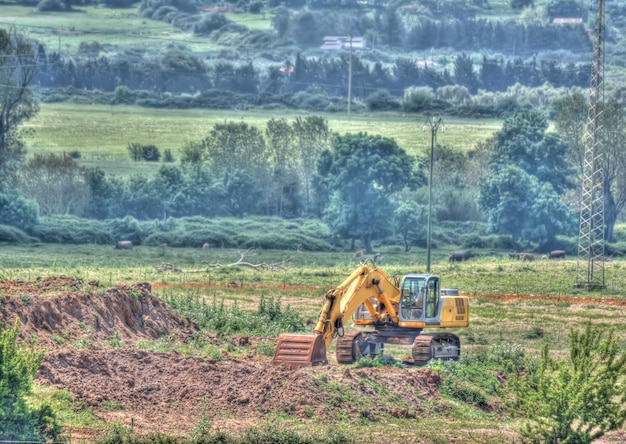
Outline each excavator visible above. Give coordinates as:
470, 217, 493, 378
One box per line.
272, 261, 469, 369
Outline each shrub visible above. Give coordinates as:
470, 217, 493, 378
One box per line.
36, 0, 70, 11
248, 0, 263, 13
0, 193, 39, 231
402, 86, 434, 113
163, 149, 175, 163
127, 142, 143, 161
31, 216, 114, 244
0, 225, 38, 244
511, 324, 626, 443
142, 145, 161, 162
193, 12, 229, 35
366, 89, 401, 111
0, 320, 61, 441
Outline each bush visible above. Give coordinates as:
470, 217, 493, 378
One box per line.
0, 225, 38, 244
142, 145, 161, 162
31, 216, 114, 244
511, 324, 626, 443
163, 149, 175, 163
402, 86, 434, 113
0, 193, 39, 231
36, 0, 70, 11
366, 90, 401, 111
248, 0, 263, 13
127, 142, 143, 161
0, 320, 61, 441
193, 12, 229, 35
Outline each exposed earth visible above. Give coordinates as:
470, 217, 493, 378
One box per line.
0, 276, 624, 442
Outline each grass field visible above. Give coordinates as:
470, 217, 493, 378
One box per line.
25, 103, 501, 175
3, 244, 626, 441
0, 5, 222, 54
1, 243, 625, 353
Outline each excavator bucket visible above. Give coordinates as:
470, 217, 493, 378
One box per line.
272, 334, 327, 370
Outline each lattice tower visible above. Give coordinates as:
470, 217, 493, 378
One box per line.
576, 0, 606, 289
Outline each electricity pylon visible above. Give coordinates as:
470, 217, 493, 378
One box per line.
576, 0, 606, 290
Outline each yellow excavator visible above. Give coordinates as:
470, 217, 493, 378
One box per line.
272, 261, 469, 369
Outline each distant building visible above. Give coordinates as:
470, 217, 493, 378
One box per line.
320, 36, 368, 51
415, 60, 443, 70
552, 18, 583, 25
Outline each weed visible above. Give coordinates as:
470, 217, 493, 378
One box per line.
107, 331, 123, 348
256, 339, 276, 357
74, 335, 92, 349
521, 327, 544, 339
355, 352, 404, 369
19, 294, 32, 306
50, 332, 67, 344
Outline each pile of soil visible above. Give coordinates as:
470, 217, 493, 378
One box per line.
0, 276, 445, 439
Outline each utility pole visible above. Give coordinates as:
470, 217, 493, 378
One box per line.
347, 31, 353, 115
423, 117, 443, 273
576, 0, 606, 290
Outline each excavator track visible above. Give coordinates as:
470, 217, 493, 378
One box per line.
336, 331, 364, 364
412, 333, 461, 366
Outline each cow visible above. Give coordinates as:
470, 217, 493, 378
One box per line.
373, 252, 382, 263
354, 250, 363, 258
159, 243, 168, 248
549, 250, 566, 259
508, 252, 520, 260
115, 241, 133, 250
519, 252, 535, 262
541, 255, 548, 260
448, 251, 475, 262
202, 243, 211, 250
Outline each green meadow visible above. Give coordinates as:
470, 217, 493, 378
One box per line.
26, 103, 501, 175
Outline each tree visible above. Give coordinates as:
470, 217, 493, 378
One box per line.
316, 133, 420, 253
0, 28, 40, 192
491, 109, 573, 194
554, 96, 626, 241
292, 116, 331, 215
200, 122, 269, 214
265, 118, 299, 217
0, 320, 60, 441
19, 153, 89, 216
478, 165, 539, 243
511, 324, 626, 444
394, 201, 427, 252
454, 53, 480, 94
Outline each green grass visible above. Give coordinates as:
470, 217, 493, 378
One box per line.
0, 5, 218, 54
6, 244, 626, 442
25, 103, 500, 175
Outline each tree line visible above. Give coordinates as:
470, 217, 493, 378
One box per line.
35, 49, 591, 102
3, 26, 626, 253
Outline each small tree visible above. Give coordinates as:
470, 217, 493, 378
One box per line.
0, 320, 60, 440
510, 324, 626, 444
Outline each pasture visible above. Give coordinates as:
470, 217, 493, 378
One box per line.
25, 103, 500, 175
2, 243, 625, 352
2, 244, 625, 442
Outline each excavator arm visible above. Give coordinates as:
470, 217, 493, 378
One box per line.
272, 263, 401, 369
313, 264, 401, 348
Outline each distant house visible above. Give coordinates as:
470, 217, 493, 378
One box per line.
320, 36, 368, 51
552, 18, 583, 25
415, 60, 443, 70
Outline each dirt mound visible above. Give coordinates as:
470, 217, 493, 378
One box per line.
38, 348, 443, 436
0, 276, 197, 348
0, 276, 444, 438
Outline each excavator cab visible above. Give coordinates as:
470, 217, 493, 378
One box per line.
399, 275, 440, 322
